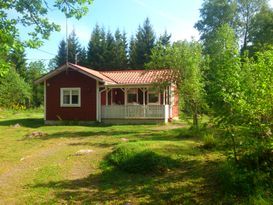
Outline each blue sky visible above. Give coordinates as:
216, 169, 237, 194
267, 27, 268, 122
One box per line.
24, 0, 273, 64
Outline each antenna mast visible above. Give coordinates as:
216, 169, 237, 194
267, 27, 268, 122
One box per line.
65, 0, 68, 66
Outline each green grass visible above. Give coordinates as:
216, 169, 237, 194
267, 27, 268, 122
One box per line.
0, 109, 228, 204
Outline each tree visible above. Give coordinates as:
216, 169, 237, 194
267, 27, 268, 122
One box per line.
55, 40, 67, 67
7, 47, 27, 79
113, 29, 128, 69
205, 24, 242, 160
248, 5, 273, 53
158, 30, 171, 47
87, 25, 106, 69
147, 41, 206, 128
104, 30, 116, 69
78, 47, 88, 67
67, 29, 82, 64
195, 0, 239, 52
205, 24, 241, 117
237, 0, 268, 52
130, 18, 156, 68
25, 61, 46, 107
129, 36, 137, 68
54, 30, 86, 67
0, 0, 93, 76
0, 68, 31, 108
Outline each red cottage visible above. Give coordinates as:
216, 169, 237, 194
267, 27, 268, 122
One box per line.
35, 63, 179, 124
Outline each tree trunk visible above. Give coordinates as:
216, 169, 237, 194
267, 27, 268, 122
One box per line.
193, 103, 198, 129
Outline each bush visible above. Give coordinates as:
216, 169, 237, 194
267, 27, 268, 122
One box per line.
218, 160, 272, 203
202, 134, 216, 149
103, 142, 179, 174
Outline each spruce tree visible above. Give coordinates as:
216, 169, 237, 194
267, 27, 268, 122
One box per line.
87, 25, 107, 70
67, 29, 82, 64
55, 39, 66, 67
129, 36, 137, 68
113, 29, 128, 69
158, 30, 171, 46
130, 18, 156, 69
104, 30, 115, 69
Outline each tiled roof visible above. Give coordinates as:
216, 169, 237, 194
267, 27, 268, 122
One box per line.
35, 63, 174, 85
100, 69, 173, 84
69, 63, 115, 84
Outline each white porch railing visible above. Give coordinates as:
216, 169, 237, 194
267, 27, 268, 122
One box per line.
101, 105, 169, 121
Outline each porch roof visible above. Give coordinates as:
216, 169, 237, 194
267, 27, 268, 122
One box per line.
100, 69, 173, 85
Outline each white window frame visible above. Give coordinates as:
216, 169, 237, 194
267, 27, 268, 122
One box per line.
60, 88, 81, 107
127, 88, 138, 104
147, 90, 160, 105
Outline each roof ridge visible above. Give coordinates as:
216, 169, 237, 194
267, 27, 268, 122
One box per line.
100, 68, 171, 73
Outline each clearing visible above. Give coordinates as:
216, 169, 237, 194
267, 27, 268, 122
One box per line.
0, 109, 224, 204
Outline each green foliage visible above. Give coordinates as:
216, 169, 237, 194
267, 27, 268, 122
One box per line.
87, 24, 107, 69
248, 5, 273, 53
113, 29, 128, 69
0, 0, 93, 75
147, 40, 206, 128
205, 24, 241, 120
195, 0, 270, 53
103, 142, 179, 174
195, 0, 239, 52
0, 68, 31, 108
218, 160, 272, 202
202, 134, 216, 149
129, 18, 156, 69
25, 61, 46, 107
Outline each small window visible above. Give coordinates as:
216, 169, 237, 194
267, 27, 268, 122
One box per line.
60, 88, 81, 107
148, 91, 160, 105
127, 88, 138, 104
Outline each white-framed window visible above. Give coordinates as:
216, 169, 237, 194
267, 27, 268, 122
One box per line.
60, 88, 81, 107
127, 88, 138, 104
148, 90, 160, 105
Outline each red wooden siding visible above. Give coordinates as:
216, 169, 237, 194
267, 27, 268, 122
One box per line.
172, 86, 179, 118
46, 69, 97, 121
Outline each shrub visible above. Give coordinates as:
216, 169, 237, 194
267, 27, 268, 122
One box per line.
202, 134, 216, 149
103, 142, 179, 174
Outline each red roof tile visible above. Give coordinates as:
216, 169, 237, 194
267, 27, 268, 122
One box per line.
35, 63, 174, 85
100, 69, 173, 84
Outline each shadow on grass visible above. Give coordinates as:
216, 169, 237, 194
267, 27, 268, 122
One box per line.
27, 158, 223, 204
0, 118, 44, 128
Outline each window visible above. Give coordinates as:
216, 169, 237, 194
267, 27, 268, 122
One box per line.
127, 88, 138, 104
60, 88, 81, 107
148, 90, 160, 105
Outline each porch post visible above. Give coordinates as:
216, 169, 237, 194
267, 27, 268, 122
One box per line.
142, 88, 146, 118
106, 88, 108, 106
124, 88, 127, 105
111, 88, 113, 105
44, 80, 46, 121
142, 88, 145, 105
96, 80, 100, 122
163, 89, 166, 105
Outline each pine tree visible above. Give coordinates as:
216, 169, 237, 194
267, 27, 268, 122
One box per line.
130, 18, 156, 69
78, 47, 88, 67
8, 47, 27, 79
55, 39, 66, 67
129, 36, 137, 68
158, 30, 171, 47
113, 29, 128, 69
87, 25, 107, 70
104, 30, 115, 69
67, 29, 82, 64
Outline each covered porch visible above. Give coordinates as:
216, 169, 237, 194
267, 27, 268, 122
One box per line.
97, 85, 174, 123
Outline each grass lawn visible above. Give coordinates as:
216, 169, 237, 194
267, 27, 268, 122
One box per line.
0, 109, 225, 204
